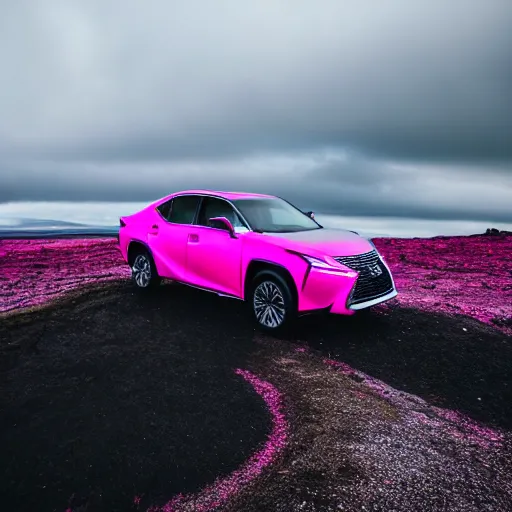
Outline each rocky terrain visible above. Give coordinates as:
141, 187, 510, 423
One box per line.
1, 233, 511, 511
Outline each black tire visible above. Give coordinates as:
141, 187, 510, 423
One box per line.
130, 248, 161, 290
250, 270, 296, 333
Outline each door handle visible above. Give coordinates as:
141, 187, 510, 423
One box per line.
188, 233, 199, 243
149, 224, 159, 235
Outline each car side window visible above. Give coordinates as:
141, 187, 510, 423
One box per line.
197, 197, 244, 229
156, 199, 173, 220
167, 195, 201, 224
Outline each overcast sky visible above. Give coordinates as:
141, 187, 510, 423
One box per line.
1, 0, 511, 221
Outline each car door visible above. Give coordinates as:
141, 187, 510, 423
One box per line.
148, 194, 201, 281
185, 196, 246, 297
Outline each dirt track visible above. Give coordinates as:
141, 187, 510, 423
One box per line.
1, 235, 511, 511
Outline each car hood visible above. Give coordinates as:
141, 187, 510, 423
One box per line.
263, 228, 374, 257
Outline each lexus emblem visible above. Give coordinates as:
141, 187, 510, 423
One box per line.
368, 263, 383, 277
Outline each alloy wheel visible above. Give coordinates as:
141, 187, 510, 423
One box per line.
253, 280, 286, 328
132, 254, 152, 288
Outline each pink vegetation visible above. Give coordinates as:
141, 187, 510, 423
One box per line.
373, 234, 512, 335
2, 234, 511, 336
145, 369, 288, 512
0, 238, 129, 313
2, 235, 511, 336
324, 358, 504, 449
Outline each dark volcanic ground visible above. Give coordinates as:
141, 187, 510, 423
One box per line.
0, 283, 272, 512
1, 235, 512, 511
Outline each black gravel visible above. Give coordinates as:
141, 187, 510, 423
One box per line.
291, 306, 512, 430
1, 282, 511, 511
0, 283, 270, 512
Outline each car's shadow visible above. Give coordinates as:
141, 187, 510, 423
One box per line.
140, 282, 512, 431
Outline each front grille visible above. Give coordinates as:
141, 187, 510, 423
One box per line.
334, 250, 394, 305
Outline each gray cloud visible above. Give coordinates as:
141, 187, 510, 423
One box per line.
2, 152, 511, 223
0, 0, 511, 221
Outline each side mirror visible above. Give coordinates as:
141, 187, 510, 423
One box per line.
208, 216, 237, 238
305, 211, 315, 219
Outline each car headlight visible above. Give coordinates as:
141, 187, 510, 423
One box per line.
302, 255, 340, 269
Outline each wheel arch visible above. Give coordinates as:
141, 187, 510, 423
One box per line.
127, 239, 154, 266
244, 259, 298, 306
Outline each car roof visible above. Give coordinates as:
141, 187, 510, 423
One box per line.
168, 189, 276, 201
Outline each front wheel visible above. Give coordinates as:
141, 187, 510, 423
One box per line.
131, 250, 161, 290
250, 272, 296, 333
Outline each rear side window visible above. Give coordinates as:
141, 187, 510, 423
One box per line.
156, 199, 173, 220
168, 195, 201, 224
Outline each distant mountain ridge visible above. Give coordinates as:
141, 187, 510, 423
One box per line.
1, 217, 510, 240
0, 217, 118, 238
0, 217, 89, 228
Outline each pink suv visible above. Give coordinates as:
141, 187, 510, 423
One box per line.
118, 190, 397, 332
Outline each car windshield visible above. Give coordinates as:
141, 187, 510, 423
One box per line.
232, 197, 322, 233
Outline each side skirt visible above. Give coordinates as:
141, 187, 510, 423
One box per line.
166, 279, 244, 301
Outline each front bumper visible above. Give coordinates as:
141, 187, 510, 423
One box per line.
297, 251, 397, 315
346, 288, 397, 310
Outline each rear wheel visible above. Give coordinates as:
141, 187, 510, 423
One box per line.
250, 271, 296, 333
131, 249, 161, 290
